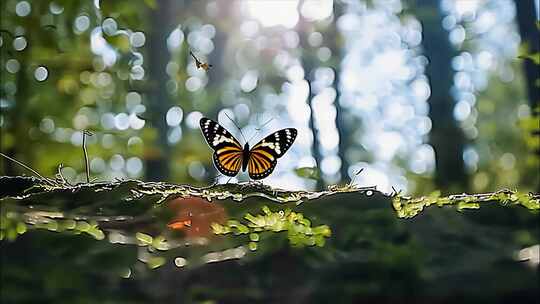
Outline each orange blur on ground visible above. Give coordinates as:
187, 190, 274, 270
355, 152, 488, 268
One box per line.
167, 197, 227, 238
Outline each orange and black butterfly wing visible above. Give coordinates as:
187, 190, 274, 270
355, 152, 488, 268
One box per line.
248, 128, 297, 180
200, 118, 243, 177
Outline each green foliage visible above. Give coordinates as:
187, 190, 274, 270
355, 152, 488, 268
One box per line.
1, 176, 539, 302
517, 52, 540, 64
468, 64, 539, 193
518, 42, 540, 64
0, 211, 27, 241
294, 166, 320, 180
0, 208, 105, 242
518, 106, 540, 162
0, 176, 370, 274
392, 189, 540, 219
212, 205, 332, 248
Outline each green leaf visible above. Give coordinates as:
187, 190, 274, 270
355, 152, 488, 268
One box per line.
249, 233, 259, 242
75, 221, 90, 232
248, 241, 258, 251
294, 167, 320, 179
146, 256, 166, 269
136, 232, 153, 245
517, 52, 540, 65
144, 0, 157, 9
104, 34, 131, 52
16, 222, 26, 234
152, 236, 169, 250
457, 201, 480, 211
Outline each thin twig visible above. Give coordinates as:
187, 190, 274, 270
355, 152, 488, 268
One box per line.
56, 164, 67, 184
390, 186, 402, 197
82, 130, 93, 183
350, 168, 364, 185
0, 152, 55, 185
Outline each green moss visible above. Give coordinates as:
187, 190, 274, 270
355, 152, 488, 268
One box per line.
212, 205, 332, 249
392, 189, 539, 218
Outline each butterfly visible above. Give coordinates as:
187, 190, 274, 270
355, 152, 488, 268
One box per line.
199, 117, 298, 180
190, 51, 212, 71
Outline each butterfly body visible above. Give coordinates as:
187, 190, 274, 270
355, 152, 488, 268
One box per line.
200, 118, 297, 180
190, 51, 212, 71
241, 142, 251, 172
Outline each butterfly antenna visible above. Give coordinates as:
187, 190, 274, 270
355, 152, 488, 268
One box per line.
350, 168, 364, 185
211, 174, 222, 186
255, 117, 274, 131
224, 112, 247, 144
247, 116, 275, 144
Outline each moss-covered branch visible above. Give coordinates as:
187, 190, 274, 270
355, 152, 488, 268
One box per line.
1, 175, 538, 271
393, 189, 540, 218
0, 176, 376, 204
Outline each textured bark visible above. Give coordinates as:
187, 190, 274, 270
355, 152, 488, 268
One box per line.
415, 0, 468, 192
514, 0, 540, 110
145, 0, 174, 181
330, 1, 350, 182
298, 11, 324, 190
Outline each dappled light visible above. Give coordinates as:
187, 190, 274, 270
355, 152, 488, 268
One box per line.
1, 0, 539, 302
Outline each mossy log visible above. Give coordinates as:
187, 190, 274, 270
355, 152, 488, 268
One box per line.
1, 175, 538, 270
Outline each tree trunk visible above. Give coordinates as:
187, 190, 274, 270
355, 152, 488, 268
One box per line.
298, 14, 324, 190
415, 0, 468, 191
145, 0, 173, 181
514, 0, 540, 111
514, 0, 540, 209
330, 1, 350, 182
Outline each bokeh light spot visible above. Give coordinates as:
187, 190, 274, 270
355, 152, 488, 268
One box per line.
90, 157, 106, 173
114, 113, 130, 130
15, 1, 31, 17
49, 2, 64, 14
167, 126, 183, 144
75, 15, 90, 33
6, 59, 20, 74
186, 111, 203, 129
244, 0, 299, 28
240, 71, 258, 93
126, 157, 143, 177
308, 32, 323, 47
39, 117, 55, 134
130, 31, 146, 48
13, 36, 27, 51
102, 18, 118, 36
186, 77, 202, 92
166, 106, 184, 126
34, 66, 49, 82
110, 154, 125, 171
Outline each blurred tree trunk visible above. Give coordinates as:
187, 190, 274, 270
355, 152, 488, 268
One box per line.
4, 62, 29, 176
514, 0, 540, 111
4, 24, 31, 176
145, 0, 173, 181
203, 1, 232, 182
329, 1, 350, 182
415, 0, 468, 192
306, 77, 324, 189
514, 0, 540, 193
298, 11, 324, 190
